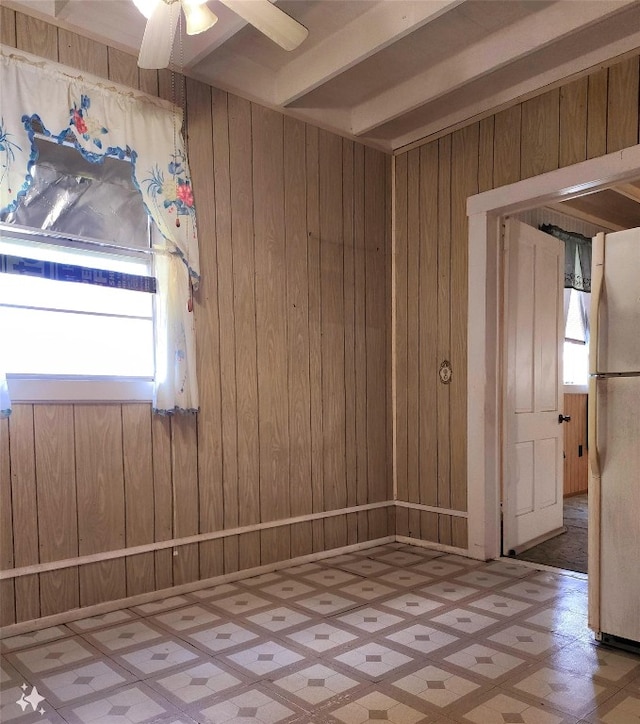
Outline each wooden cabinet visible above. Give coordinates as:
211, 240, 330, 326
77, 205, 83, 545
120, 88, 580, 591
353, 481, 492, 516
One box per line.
563, 392, 589, 496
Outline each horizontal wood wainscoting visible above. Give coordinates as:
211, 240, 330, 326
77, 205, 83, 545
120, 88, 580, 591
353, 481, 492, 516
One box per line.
0, 8, 392, 626
394, 54, 640, 550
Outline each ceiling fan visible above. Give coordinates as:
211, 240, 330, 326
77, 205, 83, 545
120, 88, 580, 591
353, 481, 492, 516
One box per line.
133, 0, 309, 69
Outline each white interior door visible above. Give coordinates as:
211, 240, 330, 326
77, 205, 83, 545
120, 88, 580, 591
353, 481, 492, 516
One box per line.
503, 218, 565, 554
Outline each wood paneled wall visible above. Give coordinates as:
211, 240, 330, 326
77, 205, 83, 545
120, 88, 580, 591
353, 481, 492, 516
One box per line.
563, 393, 589, 497
0, 8, 392, 626
394, 55, 640, 548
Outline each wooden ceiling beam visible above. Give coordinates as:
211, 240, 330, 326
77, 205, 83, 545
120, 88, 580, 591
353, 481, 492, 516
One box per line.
547, 201, 624, 233
350, 0, 637, 137
275, 0, 463, 107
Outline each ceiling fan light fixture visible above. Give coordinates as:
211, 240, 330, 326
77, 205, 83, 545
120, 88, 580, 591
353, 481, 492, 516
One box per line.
133, 0, 161, 20
182, 0, 218, 35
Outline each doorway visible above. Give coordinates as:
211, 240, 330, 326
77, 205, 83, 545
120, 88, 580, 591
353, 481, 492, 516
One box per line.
505, 186, 640, 574
465, 142, 640, 565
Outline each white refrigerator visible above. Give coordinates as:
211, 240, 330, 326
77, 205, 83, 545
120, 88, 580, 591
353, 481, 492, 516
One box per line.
588, 228, 640, 651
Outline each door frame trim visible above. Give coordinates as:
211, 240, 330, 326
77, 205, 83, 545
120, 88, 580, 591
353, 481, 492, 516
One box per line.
465, 143, 640, 561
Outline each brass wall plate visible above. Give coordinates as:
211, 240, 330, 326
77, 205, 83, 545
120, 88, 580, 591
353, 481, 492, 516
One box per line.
439, 360, 452, 384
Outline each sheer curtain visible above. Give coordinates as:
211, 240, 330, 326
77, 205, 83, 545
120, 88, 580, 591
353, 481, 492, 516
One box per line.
0, 46, 200, 414
540, 223, 592, 292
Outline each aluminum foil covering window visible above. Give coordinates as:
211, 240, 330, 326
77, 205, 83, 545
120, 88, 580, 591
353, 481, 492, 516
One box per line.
1, 136, 149, 249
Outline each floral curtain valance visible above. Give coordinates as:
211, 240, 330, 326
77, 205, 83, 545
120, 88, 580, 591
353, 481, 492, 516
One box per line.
539, 223, 591, 293
0, 46, 200, 415
0, 46, 199, 287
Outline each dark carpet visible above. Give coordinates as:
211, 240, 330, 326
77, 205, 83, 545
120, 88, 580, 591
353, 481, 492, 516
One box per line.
513, 493, 588, 573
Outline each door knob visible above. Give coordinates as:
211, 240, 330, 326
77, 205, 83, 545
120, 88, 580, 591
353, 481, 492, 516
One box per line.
558, 414, 571, 424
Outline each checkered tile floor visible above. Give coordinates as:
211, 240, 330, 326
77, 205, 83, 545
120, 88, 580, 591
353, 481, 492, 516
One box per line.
2, 543, 640, 723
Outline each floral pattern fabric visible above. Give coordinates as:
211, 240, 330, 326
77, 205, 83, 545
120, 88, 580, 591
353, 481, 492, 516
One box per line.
1, 46, 200, 414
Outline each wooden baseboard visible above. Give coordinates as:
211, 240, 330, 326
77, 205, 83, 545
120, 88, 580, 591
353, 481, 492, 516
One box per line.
0, 536, 396, 639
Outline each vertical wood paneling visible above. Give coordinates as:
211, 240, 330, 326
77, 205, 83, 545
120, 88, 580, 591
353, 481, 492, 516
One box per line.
139, 68, 159, 97
587, 69, 608, 159
34, 406, 79, 616
253, 105, 291, 564
229, 95, 260, 537
354, 143, 369, 542
15, 13, 58, 59
171, 416, 199, 584
406, 150, 420, 519
75, 406, 126, 606
559, 78, 588, 168
437, 135, 452, 545
208, 89, 239, 572
9, 406, 40, 621
365, 147, 388, 507
320, 129, 347, 550
306, 125, 325, 552
286, 116, 313, 557
418, 142, 439, 544
385, 154, 393, 505
343, 138, 357, 546
406, 150, 420, 538
563, 394, 589, 496
0, 5, 16, 46
0, 417, 15, 626
58, 29, 108, 77
607, 57, 639, 152
107, 47, 139, 88
152, 415, 173, 590
214, 89, 239, 575
493, 105, 521, 187
521, 89, 560, 179
478, 116, 494, 193
450, 124, 478, 549
122, 405, 155, 596
394, 153, 408, 535
188, 78, 224, 581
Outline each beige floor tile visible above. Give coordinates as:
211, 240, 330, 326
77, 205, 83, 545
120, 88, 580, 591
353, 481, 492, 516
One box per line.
273, 663, 359, 705
392, 664, 480, 708
59, 684, 177, 723
444, 643, 526, 680
1, 627, 71, 653
187, 621, 259, 653
385, 623, 459, 655
334, 642, 413, 677
196, 687, 298, 723
336, 607, 404, 633
511, 665, 613, 718
285, 623, 358, 653
329, 690, 428, 724
460, 691, 567, 724
11, 638, 96, 675
150, 661, 242, 704
487, 625, 567, 656
84, 621, 162, 653
151, 605, 221, 633
118, 640, 200, 676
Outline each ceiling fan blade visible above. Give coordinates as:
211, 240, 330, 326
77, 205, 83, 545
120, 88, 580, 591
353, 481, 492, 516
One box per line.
138, 0, 181, 69
217, 0, 308, 51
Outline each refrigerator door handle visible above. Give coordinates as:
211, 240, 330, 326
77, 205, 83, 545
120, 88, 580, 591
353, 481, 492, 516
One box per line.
588, 376, 601, 478
588, 233, 604, 481
589, 232, 605, 377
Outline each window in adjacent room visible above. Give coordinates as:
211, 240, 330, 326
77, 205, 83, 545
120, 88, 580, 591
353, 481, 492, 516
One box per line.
563, 288, 590, 386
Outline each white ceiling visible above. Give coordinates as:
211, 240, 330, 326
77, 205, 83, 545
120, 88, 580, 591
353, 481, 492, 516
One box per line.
5, 0, 640, 151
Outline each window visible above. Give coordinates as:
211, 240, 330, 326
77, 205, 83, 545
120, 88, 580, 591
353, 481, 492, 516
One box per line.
563, 288, 590, 386
0, 134, 156, 401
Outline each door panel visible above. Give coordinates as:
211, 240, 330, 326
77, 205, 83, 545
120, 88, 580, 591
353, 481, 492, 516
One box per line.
503, 218, 564, 553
